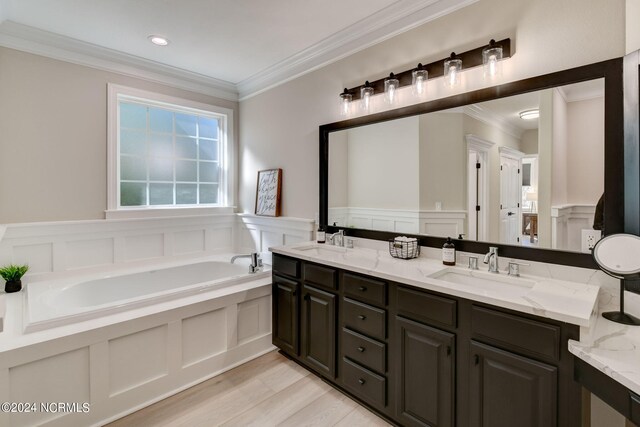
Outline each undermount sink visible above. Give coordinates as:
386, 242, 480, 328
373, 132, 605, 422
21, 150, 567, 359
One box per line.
428, 268, 536, 297
291, 244, 347, 256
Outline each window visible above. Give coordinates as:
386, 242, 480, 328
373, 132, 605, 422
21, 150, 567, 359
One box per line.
107, 85, 234, 218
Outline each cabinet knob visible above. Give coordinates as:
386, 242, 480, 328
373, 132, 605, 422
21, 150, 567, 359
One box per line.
357, 346, 365, 352
358, 378, 366, 385
359, 286, 367, 292
358, 315, 366, 320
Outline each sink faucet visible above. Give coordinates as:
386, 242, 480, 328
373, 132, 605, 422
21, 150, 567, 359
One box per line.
230, 252, 263, 273
328, 230, 345, 247
483, 247, 499, 273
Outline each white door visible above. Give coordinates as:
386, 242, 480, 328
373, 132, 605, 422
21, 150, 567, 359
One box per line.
499, 155, 521, 244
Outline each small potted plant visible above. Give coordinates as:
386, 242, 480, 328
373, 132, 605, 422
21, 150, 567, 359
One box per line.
0, 264, 29, 293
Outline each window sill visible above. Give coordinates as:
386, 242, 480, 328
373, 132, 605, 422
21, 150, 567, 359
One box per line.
105, 206, 236, 220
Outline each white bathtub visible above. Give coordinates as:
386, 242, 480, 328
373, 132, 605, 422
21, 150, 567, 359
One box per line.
24, 258, 271, 332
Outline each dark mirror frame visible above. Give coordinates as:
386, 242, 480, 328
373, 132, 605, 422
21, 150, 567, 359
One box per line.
319, 58, 624, 269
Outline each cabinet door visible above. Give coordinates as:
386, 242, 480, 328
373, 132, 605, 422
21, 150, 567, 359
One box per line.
272, 275, 299, 355
395, 316, 455, 427
301, 284, 337, 378
469, 341, 557, 427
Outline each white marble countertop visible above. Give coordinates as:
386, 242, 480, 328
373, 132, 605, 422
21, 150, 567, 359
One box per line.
271, 240, 600, 326
569, 286, 640, 396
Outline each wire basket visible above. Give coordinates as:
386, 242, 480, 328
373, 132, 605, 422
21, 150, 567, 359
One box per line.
389, 239, 420, 260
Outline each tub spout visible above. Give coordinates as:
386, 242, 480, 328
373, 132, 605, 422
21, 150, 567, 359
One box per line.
231, 252, 263, 274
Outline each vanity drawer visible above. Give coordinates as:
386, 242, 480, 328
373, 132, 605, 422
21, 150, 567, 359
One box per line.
341, 357, 386, 408
343, 298, 386, 340
304, 263, 337, 290
396, 285, 457, 328
343, 273, 386, 306
471, 305, 560, 362
342, 328, 386, 374
273, 255, 300, 279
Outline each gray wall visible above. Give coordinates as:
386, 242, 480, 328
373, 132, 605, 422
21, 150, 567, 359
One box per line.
0, 47, 238, 223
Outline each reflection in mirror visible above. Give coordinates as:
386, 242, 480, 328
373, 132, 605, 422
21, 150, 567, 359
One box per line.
328, 79, 604, 253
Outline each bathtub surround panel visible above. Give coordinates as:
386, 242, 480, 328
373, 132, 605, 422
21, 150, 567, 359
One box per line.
108, 325, 169, 396
237, 295, 271, 345
66, 237, 115, 270
236, 214, 315, 264
0, 279, 272, 427
9, 347, 90, 426
124, 233, 165, 261
0, 215, 237, 274
181, 308, 227, 367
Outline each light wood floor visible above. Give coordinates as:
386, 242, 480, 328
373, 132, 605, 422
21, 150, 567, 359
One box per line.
107, 351, 391, 427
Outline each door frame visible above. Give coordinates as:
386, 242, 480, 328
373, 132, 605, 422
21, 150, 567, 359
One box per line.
466, 135, 495, 241
499, 146, 525, 244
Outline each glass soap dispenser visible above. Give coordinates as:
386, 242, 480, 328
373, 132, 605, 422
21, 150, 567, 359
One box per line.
442, 237, 456, 266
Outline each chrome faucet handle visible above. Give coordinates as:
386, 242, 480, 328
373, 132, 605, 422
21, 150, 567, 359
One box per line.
507, 261, 529, 277
468, 256, 479, 270
345, 238, 354, 249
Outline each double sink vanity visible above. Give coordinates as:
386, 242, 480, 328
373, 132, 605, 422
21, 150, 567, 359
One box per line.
270, 239, 599, 427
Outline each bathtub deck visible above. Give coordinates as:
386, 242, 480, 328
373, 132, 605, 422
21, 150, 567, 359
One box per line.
107, 350, 390, 427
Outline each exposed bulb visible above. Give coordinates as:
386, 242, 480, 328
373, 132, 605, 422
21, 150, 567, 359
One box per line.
448, 66, 457, 86
414, 76, 425, 95
487, 54, 497, 77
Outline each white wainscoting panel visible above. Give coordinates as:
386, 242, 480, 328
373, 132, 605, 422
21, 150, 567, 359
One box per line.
8, 347, 91, 426
236, 214, 315, 264
108, 325, 169, 396
181, 308, 227, 368
0, 215, 237, 274
419, 211, 467, 237
329, 207, 466, 237
551, 205, 596, 252
0, 284, 272, 427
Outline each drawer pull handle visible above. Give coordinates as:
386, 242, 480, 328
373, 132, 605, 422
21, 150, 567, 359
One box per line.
357, 346, 365, 352
358, 315, 366, 320
359, 286, 367, 292
358, 378, 366, 385
474, 354, 480, 365
446, 346, 451, 356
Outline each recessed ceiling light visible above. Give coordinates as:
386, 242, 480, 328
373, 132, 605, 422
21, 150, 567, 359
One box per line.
148, 35, 169, 46
519, 109, 539, 120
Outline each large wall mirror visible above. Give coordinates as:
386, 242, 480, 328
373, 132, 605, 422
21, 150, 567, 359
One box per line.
320, 59, 624, 267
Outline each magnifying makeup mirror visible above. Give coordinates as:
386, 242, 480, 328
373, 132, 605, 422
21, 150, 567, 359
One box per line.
593, 233, 640, 325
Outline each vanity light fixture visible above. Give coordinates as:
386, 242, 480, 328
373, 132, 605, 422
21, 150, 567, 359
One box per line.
360, 81, 374, 113
337, 38, 511, 110
412, 63, 428, 96
519, 109, 540, 120
482, 39, 503, 79
444, 53, 462, 87
384, 73, 400, 105
148, 35, 170, 46
339, 88, 353, 117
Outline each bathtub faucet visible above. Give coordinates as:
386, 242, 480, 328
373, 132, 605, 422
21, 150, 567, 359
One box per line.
231, 252, 263, 273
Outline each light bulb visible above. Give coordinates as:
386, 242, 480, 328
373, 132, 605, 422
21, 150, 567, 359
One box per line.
384, 73, 399, 105
482, 40, 503, 79
412, 65, 428, 97
360, 82, 374, 113
339, 89, 352, 117
444, 54, 462, 88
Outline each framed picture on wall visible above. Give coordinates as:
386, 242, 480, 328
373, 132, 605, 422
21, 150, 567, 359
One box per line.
255, 168, 282, 217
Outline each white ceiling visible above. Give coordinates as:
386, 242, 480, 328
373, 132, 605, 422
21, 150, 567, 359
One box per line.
0, 0, 478, 99
476, 78, 605, 133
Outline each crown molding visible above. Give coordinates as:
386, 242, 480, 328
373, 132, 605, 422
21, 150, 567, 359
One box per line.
463, 104, 526, 139
0, 21, 239, 101
236, 0, 479, 100
557, 85, 605, 103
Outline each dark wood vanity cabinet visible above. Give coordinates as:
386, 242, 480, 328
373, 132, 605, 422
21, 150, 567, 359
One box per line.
469, 341, 558, 427
395, 316, 455, 427
271, 254, 581, 427
300, 284, 336, 377
272, 274, 299, 355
